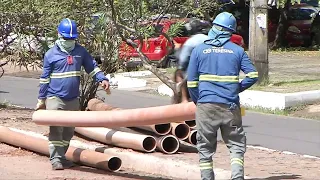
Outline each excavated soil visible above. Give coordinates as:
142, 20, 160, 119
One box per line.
0, 108, 319, 180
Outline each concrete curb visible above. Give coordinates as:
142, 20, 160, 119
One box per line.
156, 84, 320, 110
239, 90, 320, 110
9, 128, 238, 180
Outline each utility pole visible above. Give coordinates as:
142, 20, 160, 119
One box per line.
248, 0, 269, 85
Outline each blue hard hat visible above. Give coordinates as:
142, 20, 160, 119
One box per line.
57, 18, 78, 39
212, 12, 237, 32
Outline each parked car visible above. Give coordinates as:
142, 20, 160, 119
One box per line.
310, 10, 320, 46
227, 3, 319, 47
118, 18, 245, 69
285, 4, 319, 46
118, 18, 200, 69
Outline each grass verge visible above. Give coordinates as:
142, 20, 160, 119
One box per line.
247, 79, 320, 93
0, 100, 32, 110
245, 103, 320, 120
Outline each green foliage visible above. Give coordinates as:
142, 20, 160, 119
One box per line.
276, 0, 320, 8
167, 21, 186, 37
0, 0, 120, 110
112, 0, 223, 34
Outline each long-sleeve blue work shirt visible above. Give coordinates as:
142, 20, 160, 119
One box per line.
187, 40, 258, 106
38, 44, 108, 100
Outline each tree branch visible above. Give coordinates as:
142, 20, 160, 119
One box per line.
107, 0, 184, 95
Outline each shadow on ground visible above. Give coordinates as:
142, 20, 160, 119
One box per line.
68, 165, 174, 180
110, 171, 174, 180
248, 174, 302, 180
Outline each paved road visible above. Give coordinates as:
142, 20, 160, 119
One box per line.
1, 76, 320, 157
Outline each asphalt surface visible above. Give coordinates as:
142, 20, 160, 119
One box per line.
1, 76, 319, 157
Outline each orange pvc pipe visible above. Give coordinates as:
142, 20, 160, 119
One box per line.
32, 102, 196, 128
0, 126, 122, 172
185, 130, 197, 146
136, 124, 172, 136
184, 120, 196, 128
87, 99, 172, 135
170, 122, 190, 140
155, 135, 179, 154
75, 127, 157, 153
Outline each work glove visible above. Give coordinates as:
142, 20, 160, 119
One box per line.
35, 99, 46, 110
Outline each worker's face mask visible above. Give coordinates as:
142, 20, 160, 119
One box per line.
208, 25, 231, 39
56, 34, 76, 53
206, 25, 232, 47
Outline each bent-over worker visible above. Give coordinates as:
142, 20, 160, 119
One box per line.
173, 19, 245, 104
175, 18, 211, 103
36, 18, 110, 170
187, 12, 258, 180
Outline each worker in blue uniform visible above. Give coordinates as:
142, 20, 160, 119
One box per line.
187, 12, 258, 180
35, 18, 110, 170
173, 18, 210, 103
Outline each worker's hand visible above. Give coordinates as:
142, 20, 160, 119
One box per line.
35, 99, 46, 110
100, 80, 111, 94
173, 40, 181, 49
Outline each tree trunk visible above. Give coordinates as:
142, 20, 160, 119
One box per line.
248, 0, 269, 85
271, 0, 290, 49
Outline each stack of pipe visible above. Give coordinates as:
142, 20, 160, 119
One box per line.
84, 98, 192, 154
87, 99, 198, 147
86, 98, 197, 152
32, 98, 198, 154
0, 126, 122, 172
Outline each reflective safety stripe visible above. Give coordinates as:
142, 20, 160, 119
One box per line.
246, 72, 258, 78
39, 78, 50, 84
62, 140, 70, 146
199, 162, 214, 170
50, 71, 81, 78
187, 81, 199, 88
89, 67, 102, 77
231, 158, 244, 166
48, 141, 64, 147
199, 74, 239, 83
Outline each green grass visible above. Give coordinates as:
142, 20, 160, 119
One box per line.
0, 100, 11, 109
0, 100, 31, 110
246, 103, 308, 115
246, 106, 290, 115
245, 103, 320, 120
165, 67, 176, 74
248, 79, 320, 93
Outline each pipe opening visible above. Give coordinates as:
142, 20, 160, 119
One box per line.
185, 120, 196, 128
107, 157, 122, 172
142, 136, 157, 152
161, 136, 179, 154
155, 123, 171, 135
174, 124, 190, 140
190, 131, 197, 145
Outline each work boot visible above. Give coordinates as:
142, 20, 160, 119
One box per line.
52, 161, 64, 170
62, 160, 76, 169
